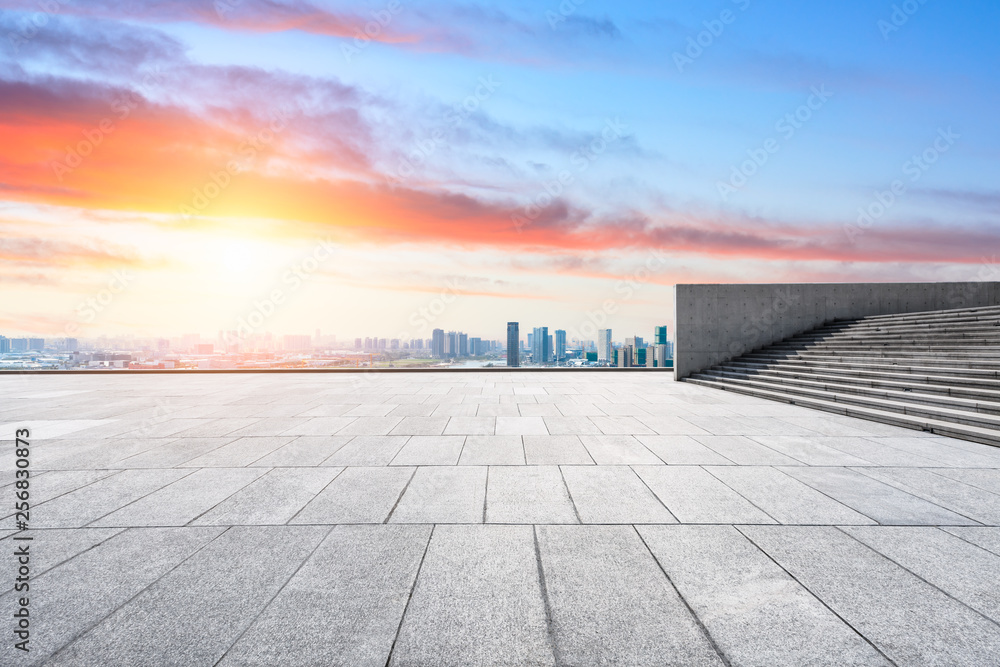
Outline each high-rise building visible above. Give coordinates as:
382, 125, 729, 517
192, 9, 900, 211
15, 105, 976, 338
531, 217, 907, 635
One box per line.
532, 327, 550, 364
390, 339, 400, 350
597, 329, 612, 363
0, 336, 9, 354
654, 344, 668, 368
28, 338, 45, 351
526, 332, 533, 350
355, 338, 363, 349
554, 330, 567, 362
617, 345, 633, 367
65, 338, 79, 352
506, 322, 519, 367
626, 336, 643, 350
654, 325, 668, 346
432, 329, 445, 358
469, 337, 481, 356
458, 332, 468, 357
10, 338, 28, 352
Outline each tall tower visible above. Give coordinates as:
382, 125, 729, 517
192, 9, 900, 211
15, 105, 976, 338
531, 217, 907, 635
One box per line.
532, 327, 550, 364
506, 322, 520, 367
654, 325, 668, 346
597, 329, 612, 363
554, 329, 566, 362
432, 329, 445, 358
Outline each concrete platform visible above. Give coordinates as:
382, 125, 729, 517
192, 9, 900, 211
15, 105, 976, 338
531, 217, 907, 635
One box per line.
3, 371, 1000, 665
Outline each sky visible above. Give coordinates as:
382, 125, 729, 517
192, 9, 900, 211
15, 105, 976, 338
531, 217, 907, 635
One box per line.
1, 0, 998, 343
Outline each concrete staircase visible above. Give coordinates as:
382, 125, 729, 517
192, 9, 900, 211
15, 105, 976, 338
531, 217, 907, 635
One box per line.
684, 304, 1000, 447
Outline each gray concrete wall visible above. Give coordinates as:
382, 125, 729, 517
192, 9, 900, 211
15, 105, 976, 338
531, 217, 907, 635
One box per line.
674, 282, 1000, 379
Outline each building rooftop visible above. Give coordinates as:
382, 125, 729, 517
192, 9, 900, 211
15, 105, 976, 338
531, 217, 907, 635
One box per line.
4, 371, 1000, 665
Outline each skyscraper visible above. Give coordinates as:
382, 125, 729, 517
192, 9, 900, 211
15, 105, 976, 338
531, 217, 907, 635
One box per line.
458, 332, 469, 357
554, 329, 566, 362
432, 329, 445, 358
597, 329, 612, 364
532, 327, 550, 364
506, 322, 519, 367
654, 325, 668, 346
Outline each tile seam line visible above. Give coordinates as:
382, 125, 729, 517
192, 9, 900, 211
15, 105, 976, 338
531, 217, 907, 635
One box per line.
75, 468, 201, 528
633, 525, 732, 667
213, 524, 336, 666
628, 465, 681, 524
939, 526, 1000, 558
176, 467, 274, 525
834, 525, 1000, 632
743, 434, 815, 466
384, 467, 419, 524
383, 523, 435, 667
699, 465, 782, 525
532, 525, 561, 666
556, 465, 583, 525
924, 467, 1000, 499
285, 465, 349, 524
0, 526, 125, 597
16, 467, 122, 509
315, 434, 360, 466
45, 524, 234, 664
847, 466, 990, 525
733, 525, 899, 667
771, 466, 881, 524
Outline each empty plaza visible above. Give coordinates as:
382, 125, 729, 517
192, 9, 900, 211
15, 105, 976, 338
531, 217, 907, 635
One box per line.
4, 370, 1000, 665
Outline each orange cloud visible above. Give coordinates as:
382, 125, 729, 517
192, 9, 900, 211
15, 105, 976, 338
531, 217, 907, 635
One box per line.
2, 78, 997, 267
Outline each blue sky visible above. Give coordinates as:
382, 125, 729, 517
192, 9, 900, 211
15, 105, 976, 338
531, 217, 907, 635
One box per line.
1, 0, 997, 339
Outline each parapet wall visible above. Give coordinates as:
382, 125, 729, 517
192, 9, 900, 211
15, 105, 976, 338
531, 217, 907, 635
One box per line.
673, 282, 1000, 379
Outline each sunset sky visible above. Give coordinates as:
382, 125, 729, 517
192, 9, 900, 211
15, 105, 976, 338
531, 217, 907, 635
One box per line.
1, 0, 998, 342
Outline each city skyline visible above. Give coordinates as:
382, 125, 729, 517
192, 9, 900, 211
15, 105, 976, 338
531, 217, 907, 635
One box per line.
3, 2, 999, 338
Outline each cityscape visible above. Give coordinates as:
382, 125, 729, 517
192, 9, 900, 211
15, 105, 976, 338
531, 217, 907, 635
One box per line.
0, 324, 674, 371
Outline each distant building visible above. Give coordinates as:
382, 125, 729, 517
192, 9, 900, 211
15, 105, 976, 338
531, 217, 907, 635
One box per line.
554, 329, 567, 361
391, 339, 400, 350
0, 336, 8, 354
654, 344, 668, 368
458, 332, 468, 357
617, 345, 633, 367
64, 338, 78, 352
355, 338, 363, 349
597, 329, 612, 363
469, 337, 482, 356
10, 338, 28, 352
157, 338, 170, 353
28, 338, 45, 351
432, 329, 445, 358
196, 343, 214, 355
532, 327, 550, 364
654, 325, 668, 346
283, 335, 311, 352
506, 322, 519, 367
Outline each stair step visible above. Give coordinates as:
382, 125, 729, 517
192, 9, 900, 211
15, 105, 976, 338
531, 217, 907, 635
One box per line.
683, 377, 1000, 447
687, 302, 1000, 447
730, 367, 1000, 402
697, 370, 1000, 416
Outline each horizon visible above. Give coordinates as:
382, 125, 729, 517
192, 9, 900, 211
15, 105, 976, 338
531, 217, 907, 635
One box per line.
3, 0, 999, 340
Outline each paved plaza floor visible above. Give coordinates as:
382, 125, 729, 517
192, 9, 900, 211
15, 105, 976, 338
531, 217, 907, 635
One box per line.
3, 371, 1000, 665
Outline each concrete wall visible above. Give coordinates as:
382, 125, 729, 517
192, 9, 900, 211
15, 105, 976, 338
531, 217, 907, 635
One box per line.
674, 282, 1000, 380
